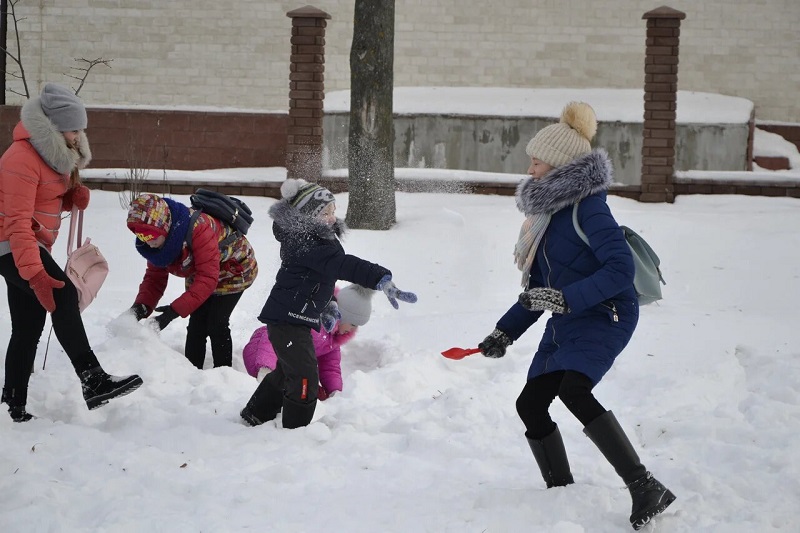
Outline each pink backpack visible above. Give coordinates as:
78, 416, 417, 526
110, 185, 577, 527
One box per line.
65, 207, 109, 312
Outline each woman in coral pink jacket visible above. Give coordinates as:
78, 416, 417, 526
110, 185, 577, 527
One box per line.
0, 83, 142, 422
242, 284, 374, 400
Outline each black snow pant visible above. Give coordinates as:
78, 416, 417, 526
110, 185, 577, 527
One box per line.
184, 291, 243, 369
243, 323, 318, 429
0, 248, 98, 394
516, 370, 607, 439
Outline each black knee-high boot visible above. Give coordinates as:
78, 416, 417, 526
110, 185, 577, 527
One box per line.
583, 411, 676, 530
526, 425, 574, 488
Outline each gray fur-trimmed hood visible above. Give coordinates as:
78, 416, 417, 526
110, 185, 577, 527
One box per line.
269, 199, 347, 240
20, 96, 91, 174
515, 149, 613, 216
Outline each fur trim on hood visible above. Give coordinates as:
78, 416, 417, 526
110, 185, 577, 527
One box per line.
269, 199, 347, 240
515, 149, 613, 216
20, 96, 91, 174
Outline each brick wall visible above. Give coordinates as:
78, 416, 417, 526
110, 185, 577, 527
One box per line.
0, 106, 287, 170
5, 1, 798, 122
673, 179, 800, 198
757, 124, 800, 152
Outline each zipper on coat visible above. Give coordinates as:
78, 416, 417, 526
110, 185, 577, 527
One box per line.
600, 301, 619, 322
301, 283, 320, 313
543, 234, 553, 289
542, 234, 560, 359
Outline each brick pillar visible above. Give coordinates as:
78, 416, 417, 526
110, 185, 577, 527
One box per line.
286, 6, 331, 182
640, 6, 686, 203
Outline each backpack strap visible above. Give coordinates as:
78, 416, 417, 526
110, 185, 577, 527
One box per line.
67, 207, 84, 255
185, 209, 240, 251
185, 210, 202, 249
572, 201, 590, 246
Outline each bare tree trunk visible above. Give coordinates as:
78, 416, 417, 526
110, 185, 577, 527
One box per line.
1, 0, 7, 104
345, 0, 395, 230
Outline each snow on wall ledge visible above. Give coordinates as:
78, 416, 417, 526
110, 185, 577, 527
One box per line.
324, 87, 754, 124
323, 88, 754, 186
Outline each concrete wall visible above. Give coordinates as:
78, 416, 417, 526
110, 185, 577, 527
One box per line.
322, 114, 750, 185
5, 1, 798, 121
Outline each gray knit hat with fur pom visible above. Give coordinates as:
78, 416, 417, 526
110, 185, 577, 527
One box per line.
39, 83, 88, 132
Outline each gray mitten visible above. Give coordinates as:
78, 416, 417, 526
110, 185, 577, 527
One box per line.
478, 328, 513, 359
518, 287, 568, 314
320, 300, 341, 333
376, 274, 418, 309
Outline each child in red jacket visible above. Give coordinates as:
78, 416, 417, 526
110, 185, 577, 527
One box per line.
126, 193, 258, 369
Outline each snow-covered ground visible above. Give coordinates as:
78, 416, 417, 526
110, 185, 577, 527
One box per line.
1, 187, 799, 532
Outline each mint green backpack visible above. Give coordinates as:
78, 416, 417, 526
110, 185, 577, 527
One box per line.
572, 202, 665, 305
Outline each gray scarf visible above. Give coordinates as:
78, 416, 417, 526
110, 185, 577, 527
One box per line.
513, 149, 615, 287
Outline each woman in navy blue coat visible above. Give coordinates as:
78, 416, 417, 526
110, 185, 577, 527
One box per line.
478, 102, 674, 530
241, 179, 417, 429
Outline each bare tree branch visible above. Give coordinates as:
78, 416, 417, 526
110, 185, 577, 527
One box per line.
68, 57, 112, 95
1, 0, 29, 97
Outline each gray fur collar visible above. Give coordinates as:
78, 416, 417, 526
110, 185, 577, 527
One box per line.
20, 96, 91, 174
515, 149, 613, 216
269, 200, 347, 240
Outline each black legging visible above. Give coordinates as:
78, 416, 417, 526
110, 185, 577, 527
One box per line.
0, 248, 96, 392
516, 370, 607, 439
184, 291, 243, 369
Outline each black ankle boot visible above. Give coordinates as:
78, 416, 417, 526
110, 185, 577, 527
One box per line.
583, 411, 676, 530
79, 367, 143, 410
627, 471, 677, 530
526, 425, 574, 488
241, 378, 283, 427
1, 388, 35, 422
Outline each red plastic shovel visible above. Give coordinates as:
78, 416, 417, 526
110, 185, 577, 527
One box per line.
441, 347, 481, 360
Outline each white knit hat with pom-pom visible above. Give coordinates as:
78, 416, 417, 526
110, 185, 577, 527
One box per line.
281, 178, 335, 218
336, 283, 375, 326
525, 102, 597, 168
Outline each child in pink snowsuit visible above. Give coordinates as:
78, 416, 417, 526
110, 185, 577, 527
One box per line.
242, 283, 374, 400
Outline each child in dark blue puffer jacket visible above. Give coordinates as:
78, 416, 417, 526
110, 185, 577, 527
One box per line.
240, 178, 416, 429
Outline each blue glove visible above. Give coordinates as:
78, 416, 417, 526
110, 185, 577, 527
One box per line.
518, 288, 568, 314
376, 274, 418, 309
320, 300, 341, 333
153, 305, 179, 330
